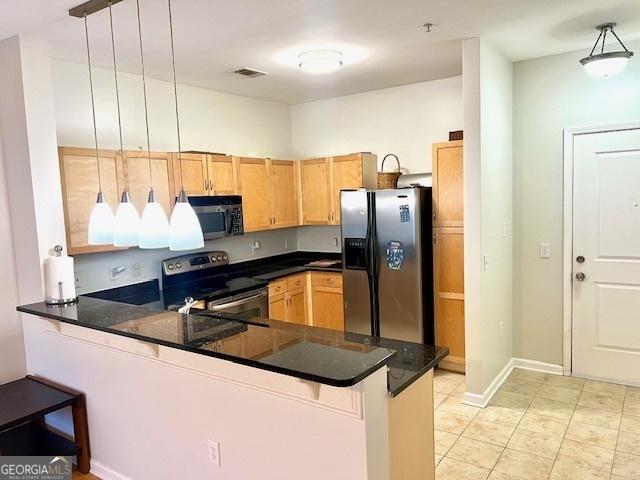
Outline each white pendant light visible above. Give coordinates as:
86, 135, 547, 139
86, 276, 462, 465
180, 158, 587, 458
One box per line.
88, 192, 115, 245
166, 0, 204, 251
140, 191, 171, 248
133, 0, 170, 249
113, 191, 141, 246
84, 12, 115, 246
298, 50, 343, 74
580, 23, 634, 78
108, 2, 140, 248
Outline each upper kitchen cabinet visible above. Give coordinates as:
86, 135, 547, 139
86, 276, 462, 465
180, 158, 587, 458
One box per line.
172, 152, 236, 197
432, 141, 463, 227
329, 153, 377, 225
235, 157, 299, 231
299, 157, 331, 225
268, 160, 298, 229
235, 157, 270, 232
122, 150, 174, 218
207, 154, 236, 195
299, 153, 377, 226
58, 147, 125, 255
171, 152, 208, 196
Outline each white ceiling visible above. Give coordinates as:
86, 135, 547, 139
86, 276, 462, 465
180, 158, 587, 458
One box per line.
2, 0, 640, 104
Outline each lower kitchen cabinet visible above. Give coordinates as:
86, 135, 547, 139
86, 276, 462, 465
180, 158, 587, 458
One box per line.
268, 272, 344, 330
268, 275, 307, 325
433, 227, 465, 372
310, 272, 344, 330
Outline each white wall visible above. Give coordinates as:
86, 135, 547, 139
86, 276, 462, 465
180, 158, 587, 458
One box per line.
463, 38, 514, 400
290, 77, 463, 173
0, 35, 64, 382
51, 59, 293, 158
513, 39, 640, 365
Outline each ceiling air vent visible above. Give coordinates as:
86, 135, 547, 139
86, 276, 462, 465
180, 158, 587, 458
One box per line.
233, 67, 268, 78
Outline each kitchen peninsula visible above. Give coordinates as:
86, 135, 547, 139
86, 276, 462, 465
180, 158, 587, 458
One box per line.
18, 297, 447, 480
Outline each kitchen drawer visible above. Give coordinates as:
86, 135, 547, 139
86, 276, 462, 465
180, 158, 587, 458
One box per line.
268, 279, 287, 296
286, 274, 307, 290
311, 272, 342, 289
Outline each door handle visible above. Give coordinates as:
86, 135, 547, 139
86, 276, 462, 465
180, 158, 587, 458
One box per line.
575, 272, 586, 282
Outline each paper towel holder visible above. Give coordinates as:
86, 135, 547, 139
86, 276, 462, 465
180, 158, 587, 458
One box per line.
45, 245, 79, 306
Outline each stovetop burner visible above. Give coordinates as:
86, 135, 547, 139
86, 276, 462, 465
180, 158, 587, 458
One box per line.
161, 250, 268, 310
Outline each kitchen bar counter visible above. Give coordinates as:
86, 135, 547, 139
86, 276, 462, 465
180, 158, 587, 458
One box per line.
18, 297, 447, 394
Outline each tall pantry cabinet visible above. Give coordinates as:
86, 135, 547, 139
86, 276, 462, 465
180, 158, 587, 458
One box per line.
432, 140, 465, 373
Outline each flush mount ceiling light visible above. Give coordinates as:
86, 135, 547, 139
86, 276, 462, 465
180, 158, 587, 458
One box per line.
298, 50, 343, 74
580, 23, 634, 78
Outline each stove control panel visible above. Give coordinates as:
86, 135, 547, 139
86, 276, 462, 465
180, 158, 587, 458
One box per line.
162, 250, 229, 276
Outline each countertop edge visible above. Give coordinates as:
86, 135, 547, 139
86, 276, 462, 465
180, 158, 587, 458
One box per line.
387, 348, 449, 397
17, 304, 394, 389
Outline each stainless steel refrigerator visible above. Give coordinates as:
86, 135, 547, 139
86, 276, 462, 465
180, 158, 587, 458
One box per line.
341, 187, 434, 344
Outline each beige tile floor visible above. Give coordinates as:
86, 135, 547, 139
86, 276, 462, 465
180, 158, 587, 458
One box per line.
434, 368, 640, 480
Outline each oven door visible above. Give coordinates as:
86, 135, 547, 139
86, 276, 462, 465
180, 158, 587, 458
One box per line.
206, 288, 269, 320
192, 205, 233, 240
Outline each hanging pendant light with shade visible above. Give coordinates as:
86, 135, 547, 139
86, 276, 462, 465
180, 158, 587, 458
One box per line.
580, 23, 634, 78
84, 12, 115, 246
134, 0, 170, 249
166, 0, 204, 251
108, 1, 141, 247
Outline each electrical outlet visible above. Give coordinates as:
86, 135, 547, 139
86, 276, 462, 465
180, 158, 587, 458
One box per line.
539, 243, 551, 259
74, 272, 83, 290
499, 321, 504, 337
332, 237, 339, 247
251, 240, 261, 255
208, 439, 220, 466
131, 263, 141, 278
502, 222, 508, 238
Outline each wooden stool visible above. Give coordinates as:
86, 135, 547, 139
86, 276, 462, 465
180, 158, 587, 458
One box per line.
0, 376, 91, 473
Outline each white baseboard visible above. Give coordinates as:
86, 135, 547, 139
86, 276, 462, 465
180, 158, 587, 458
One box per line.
462, 359, 514, 408
512, 358, 563, 375
462, 357, 565, 408
90, 460, 131, 480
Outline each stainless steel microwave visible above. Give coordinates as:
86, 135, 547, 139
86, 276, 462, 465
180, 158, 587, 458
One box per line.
187, 195, 244, 239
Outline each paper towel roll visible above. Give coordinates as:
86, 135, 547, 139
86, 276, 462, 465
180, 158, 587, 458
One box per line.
45, 252, 77, 302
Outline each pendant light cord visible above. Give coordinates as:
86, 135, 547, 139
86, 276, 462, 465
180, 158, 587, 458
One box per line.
167, 0, 185, 190
108, 2, 127, 178
84, 12, 103, 193
135, 0, 155, 191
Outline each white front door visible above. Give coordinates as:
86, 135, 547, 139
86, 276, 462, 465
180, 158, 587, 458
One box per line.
572, 128, 640, 385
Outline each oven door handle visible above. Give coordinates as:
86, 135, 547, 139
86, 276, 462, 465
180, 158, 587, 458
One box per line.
207, 290, 267, 310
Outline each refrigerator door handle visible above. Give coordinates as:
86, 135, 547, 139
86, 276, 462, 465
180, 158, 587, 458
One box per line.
366, 191, 380, 337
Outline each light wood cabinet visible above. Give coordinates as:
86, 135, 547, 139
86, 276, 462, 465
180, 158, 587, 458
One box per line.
432, 141, 463, 227
268, 160, 298, 229
268, 271, 344, 329
268, 274, 307, 325
122, 150, 174, 218
173, 152, 236, 196
59, 147, 126, 255
299, 158, 331, 224
310, 272, 344, 331
432, 140, 465, 372
235, 157, 270, 232
171, 152, 208, 196
207, 154, 236, 195
299, 153, 377, 225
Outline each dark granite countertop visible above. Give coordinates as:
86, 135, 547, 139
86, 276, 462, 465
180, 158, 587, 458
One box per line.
17, 296, 447, 395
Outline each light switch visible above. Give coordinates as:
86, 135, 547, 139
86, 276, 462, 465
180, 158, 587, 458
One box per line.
539, 243, 551, 259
